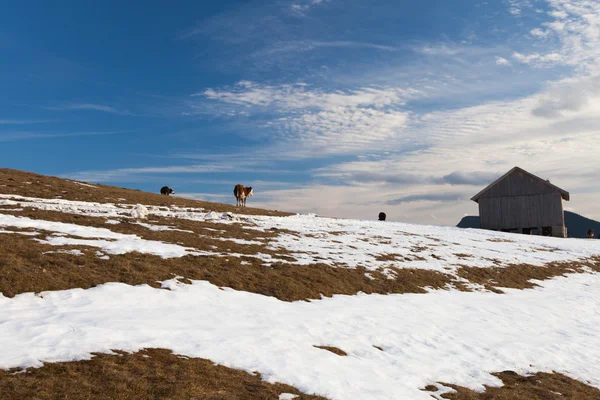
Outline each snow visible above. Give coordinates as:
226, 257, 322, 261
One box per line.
130, 204, 149, 219
1, 273, 599, 399
0, 229, 38, 236
43, 249, 84, 256
0, 214, 213, 259
279, 394, 299, 400
70, 181, 98, 189
133, 222, 194, 233
2, 193, 600, 398
2, 194, 600, 273
249, 214, 600, 273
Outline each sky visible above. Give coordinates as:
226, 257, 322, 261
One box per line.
1, 0, 599, 225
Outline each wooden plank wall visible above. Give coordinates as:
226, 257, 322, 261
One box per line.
479, 192, 564, 230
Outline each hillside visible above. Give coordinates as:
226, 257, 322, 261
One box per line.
457, 211, 600, 238
2, 169, 600, 400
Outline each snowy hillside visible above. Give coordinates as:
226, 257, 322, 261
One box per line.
1, 177, 600, 399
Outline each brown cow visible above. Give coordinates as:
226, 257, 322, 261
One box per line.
233, 184, 253, 207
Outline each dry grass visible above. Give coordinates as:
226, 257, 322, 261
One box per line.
458, 259, 600, 293
0, 348, 326, 400
433, 370, 600, 399
0, 168, 290, 217
0, 232, 453, 301
1, 207, 599, 300
313, 346, 347, 356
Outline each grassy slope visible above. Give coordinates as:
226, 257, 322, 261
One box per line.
2, 168, 600, 399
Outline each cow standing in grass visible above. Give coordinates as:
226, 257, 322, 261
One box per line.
234, 184, 253, 207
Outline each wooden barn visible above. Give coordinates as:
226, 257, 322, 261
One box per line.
471, 167, 570, 237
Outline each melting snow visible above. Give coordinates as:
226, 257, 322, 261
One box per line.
130, 204, 149, 219
0, 229, 39, 236
133, 222, 194, 233
70, 181, 98, 189
2, 194, 600, 272
0, 214, 214, 259
0, 274, 599, 399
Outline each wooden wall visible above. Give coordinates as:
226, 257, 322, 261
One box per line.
479, 192, 564, 230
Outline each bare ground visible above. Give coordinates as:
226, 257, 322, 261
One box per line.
0, 349, 326, 400
430, 370, 600, 399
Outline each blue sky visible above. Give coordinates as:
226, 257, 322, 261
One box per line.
2, 0, 599, 224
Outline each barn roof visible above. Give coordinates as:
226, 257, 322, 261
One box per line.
471, 166, 570, 203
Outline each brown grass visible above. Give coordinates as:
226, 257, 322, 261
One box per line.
0, 348, 326, 400
313, 346, 347, 356
0, 232, 452, 301
0, 168, 290, 217
457, 259, 600, 293
2, 206, 599, 300
434, 370, 600, 399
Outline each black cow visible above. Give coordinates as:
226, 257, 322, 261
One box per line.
160, 186, 175, 196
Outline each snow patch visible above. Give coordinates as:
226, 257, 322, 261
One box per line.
0, 214, 214, 259
0, 229, 39, 236
130, 204, 149, 219
1, 274, 600, 399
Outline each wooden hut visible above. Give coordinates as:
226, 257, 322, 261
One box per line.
471, 167, 570, 237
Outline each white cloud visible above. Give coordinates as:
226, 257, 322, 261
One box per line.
513, 51, 564, 65
512, 0, 600, 70
198, 82, 418, 156
495, 57, 511, 66
507, 0, 533, 16
200, 81, 416, 110
531, 74, 600, 118
530, 28, 550, 38
290, 0, 328, 16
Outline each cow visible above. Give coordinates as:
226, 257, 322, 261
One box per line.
160, 186, 175, 196
233, 184, 253, 207
588, 229, 595, 239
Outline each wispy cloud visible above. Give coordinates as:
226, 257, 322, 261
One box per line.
290, 0, 330, 16
386, 192, 467, 205
46, 103, 134, 115
0, 130, 129, 142
256, 40, 398, 55
0, 119, 54, 125
495, 57, 511, 66
510, 0, 600, 70
195, 81, 421, 156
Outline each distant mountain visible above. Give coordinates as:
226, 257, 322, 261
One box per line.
457, 211, 600, 239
